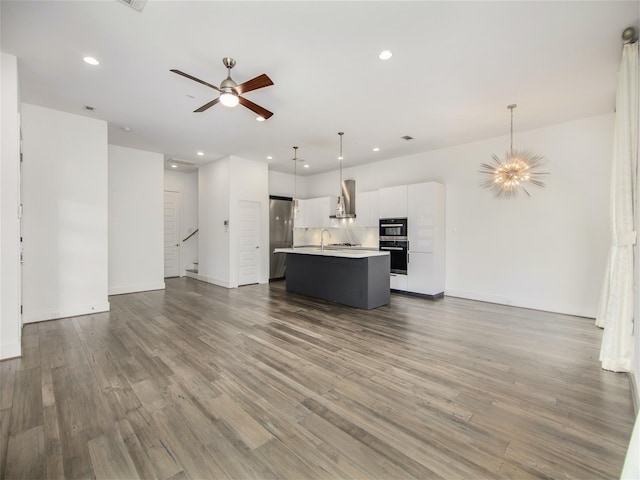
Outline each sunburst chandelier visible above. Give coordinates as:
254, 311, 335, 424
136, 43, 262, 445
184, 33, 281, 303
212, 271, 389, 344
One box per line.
480, 104, 548, 198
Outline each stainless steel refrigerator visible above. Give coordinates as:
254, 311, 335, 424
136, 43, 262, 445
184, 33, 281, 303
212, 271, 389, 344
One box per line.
269, 196, 293, 279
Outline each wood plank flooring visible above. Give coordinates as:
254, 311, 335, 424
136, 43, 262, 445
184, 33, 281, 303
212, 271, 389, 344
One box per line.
0, 277, 635, 479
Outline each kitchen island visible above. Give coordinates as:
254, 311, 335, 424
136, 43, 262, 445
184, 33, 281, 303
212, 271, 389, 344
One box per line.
274, 247, 390, 309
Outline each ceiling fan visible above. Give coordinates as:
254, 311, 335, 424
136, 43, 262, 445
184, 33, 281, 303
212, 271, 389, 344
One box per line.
171, 57, 274, 119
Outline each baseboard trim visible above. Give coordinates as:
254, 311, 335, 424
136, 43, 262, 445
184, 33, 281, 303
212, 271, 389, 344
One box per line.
108, 282, 166, 296
391, 289, 444, 300
184, 273, 234, 289
23, 302, 111, 324
444, 289, 595, 318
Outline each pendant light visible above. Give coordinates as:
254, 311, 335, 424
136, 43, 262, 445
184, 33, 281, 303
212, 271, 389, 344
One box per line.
292, 146, 300, 218
479, 104, 548, 198
335, 132, 346, 217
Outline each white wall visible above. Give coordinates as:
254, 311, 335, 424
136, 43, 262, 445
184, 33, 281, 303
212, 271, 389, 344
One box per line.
0, 53, 21, 359
199, 156, 269, 288
268, 170, 307, 199
21, 104, 109, 322
305, 114, 613, 318
198, 158, 231, 287
229, 156, 269, 286
164, 170, 199, 275
108, 145, 164, 295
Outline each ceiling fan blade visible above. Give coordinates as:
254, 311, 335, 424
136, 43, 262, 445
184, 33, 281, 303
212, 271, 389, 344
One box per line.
194, 97, 220, 113
234, 74, 273, 95
170, 69, 221, 92
238, 96, 273, 119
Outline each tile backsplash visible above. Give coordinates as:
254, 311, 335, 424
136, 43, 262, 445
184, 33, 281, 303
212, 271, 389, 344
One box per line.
294, 226, 378, 248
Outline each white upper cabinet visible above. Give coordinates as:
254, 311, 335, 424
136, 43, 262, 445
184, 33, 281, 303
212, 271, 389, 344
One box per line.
355, 190, 380, 227
295, 196, 339, 228
378, 185, 408, 218
408, 182, 445, 253
293, 199, 307, 228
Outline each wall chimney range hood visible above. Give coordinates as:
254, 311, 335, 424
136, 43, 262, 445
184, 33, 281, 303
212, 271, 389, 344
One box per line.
330, 179, 356, 218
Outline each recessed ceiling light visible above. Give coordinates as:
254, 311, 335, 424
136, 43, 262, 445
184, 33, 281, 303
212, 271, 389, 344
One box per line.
378, 50, 392, 60
171, 164, 178, 168
121, 126, 131, 132
256, 116, 265, 122
83, 56, 100, 66
304, 164, 310, 168
197, 151, 204, 156
373, 147, 380, 152
266, 155, 273, 160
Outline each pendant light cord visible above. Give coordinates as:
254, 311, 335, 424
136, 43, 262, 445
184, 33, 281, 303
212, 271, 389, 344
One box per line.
508, 104, 516, 155
293, 146, 298, 201
338, 132, 344, 193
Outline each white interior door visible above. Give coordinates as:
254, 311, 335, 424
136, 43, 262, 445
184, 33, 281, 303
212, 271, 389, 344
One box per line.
238, 200, 260, 286
164, 190, 181, 278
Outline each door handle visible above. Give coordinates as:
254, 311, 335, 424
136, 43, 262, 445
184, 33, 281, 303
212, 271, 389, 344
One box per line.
175, 243, 180, 247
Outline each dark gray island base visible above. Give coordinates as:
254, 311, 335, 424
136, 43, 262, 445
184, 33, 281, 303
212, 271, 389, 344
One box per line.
281, 249, 390, 309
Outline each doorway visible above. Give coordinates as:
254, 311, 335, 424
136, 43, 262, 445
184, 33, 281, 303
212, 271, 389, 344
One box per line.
164, 190, 181, 278
238, 200, 261, 286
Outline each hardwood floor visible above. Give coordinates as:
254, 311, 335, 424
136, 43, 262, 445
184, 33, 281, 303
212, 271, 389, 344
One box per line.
0, 277, 635, 479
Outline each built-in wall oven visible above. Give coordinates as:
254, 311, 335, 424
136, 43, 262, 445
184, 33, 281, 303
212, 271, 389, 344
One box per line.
379, 218, 408, 240
379, 218, 408, 274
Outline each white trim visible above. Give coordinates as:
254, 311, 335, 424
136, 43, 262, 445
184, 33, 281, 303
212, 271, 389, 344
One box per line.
185, 272, 234, 289
22, 302, 110, 324
108, 282, 165, 296
445, 289, 594, 318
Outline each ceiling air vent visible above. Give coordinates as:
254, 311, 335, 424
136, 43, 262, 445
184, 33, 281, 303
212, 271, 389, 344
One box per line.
166, 158, 197, 166
401, 135, 414, 141
116, 0, 147, 12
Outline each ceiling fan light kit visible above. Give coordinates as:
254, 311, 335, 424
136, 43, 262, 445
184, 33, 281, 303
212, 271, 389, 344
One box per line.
171, 57, 274, 118
479, 104, 548, 198
219, 92, 239, 107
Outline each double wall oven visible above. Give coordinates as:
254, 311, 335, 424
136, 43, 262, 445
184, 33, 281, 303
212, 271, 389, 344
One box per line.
379, 218, 408, 274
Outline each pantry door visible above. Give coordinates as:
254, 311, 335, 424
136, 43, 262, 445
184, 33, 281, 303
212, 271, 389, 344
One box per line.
164, 190, 181, 278
238, 200, 261, 286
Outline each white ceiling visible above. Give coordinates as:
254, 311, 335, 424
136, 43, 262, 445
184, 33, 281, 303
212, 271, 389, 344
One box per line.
1, 1, 638, 175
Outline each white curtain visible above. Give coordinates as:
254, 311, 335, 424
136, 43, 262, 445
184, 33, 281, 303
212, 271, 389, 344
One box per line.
595, 41, 639, 372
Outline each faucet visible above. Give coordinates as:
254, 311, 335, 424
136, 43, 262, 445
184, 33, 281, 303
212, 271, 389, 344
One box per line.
321, 229, 332, 252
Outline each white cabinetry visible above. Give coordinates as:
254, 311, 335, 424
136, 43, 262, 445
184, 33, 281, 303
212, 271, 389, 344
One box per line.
294, 196, 338, 228
378, 185, 408, 218
355, 191, 380, 227
407, 252, 440, 295
390, 272, 408, 291
293, 199, 307, 228
407, 182, 445, 296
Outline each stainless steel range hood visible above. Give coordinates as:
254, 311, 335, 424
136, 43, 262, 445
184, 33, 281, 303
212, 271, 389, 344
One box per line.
330, 179, 356, 218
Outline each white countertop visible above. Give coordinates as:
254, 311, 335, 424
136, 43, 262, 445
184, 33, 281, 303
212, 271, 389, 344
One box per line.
274, 247, 389, 259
